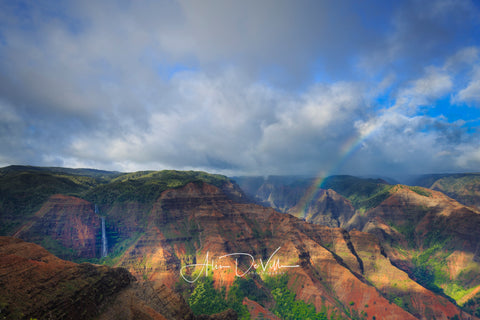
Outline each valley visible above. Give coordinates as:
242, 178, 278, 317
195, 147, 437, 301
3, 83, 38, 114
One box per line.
1, 166, 480, 319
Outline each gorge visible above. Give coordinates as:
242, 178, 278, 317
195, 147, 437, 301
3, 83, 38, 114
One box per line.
1, 166, 480, 319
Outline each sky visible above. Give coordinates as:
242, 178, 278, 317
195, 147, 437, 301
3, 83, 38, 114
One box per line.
0, 0, 480, 179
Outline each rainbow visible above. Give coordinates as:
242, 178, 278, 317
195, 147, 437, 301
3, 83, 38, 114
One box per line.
295, 120, 380, 218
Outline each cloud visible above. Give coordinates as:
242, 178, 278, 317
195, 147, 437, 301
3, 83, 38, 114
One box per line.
0, 1, 480, 178
255, 82, 366, 173
394, 66, 453, 112
0, 100, 26, 166
360, 0, 480, 76
349, 52, 480, 177
349, 112, 466, 176
456, 144, 480, 169
455, 66, 480, 105
61, 70, 370, 175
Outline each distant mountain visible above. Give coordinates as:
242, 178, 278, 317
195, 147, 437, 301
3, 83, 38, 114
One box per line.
288, 188, 356, 228
236, 174, 480, 310
232, 175, 313, 212
410, 173, 480, 210
0, 166, 476, 319
233, 175, 392, 216
345, 185, 480, 306
320, 175, 392, 210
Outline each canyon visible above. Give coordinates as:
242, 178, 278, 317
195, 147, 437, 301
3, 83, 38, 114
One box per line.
1, 166, 480, 319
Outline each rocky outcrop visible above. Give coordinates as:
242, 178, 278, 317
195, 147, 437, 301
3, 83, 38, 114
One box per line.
234, 176, 313, 212
345, 185, 480, 308
288, 188, 356, 227
98, 282, 197, 320
0, 236, 133, 319
234, 176, 359, 228
14, 194, 101, 259
112, 181, 472, 319
412, 173, 480, 210
242, 298, 280, 320
347, 185, 480, 254
4, 167, 480, 319
0, 236, 237, 320
348, 230, 465, 320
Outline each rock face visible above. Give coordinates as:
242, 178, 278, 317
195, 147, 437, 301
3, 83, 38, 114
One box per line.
14, 194, 102, 259
3, 167, 480, 319
111, 182, 472, 319
0, 165, 119, 236
345, 185, 480, 307
240, 174, 480, 309
0, 236, 133, 319
233, 176, 313, 212
242, 298, 280, 320
288, 188, 356, 227
411, 173, 480, 210
0, 236, 236, 320
98, 282, 197, 320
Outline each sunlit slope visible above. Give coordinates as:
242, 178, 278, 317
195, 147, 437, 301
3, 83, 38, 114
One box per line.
412, 173, 480, 209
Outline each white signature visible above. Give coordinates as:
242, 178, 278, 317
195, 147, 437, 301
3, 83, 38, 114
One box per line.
180, 247, 300, 283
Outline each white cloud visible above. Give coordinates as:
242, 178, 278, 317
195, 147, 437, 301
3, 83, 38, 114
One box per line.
454, 66, 480, 105
455, 145, 480, 169
394, 66, 453, 112
0, 1, 479, 178
457, 80, 480, 104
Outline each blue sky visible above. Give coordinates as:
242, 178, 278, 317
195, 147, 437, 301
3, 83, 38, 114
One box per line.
0, 0, 480, 179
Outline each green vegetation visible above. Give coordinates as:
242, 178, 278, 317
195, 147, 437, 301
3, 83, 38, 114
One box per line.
413, 173, 480, 207
430, 174, 480, 193
182, 272, 360, 320
270, 286, 329, 320
321, 175, 393, 210
188, 277, 230, 315
0, 166, 231, 237
182, 275, 250, 319
264, 274, 351, 320
407, 186, 431, 197
181, 273, 278, 319
228, 277, 266, 319
445, 284, 476, 302
83, 170, 229, 207
39, 236, 77, 261
394, 222, 417, 248
0, 170, 96, 235
230, 277, 269, 306
461, 292, 480, 317
386, 204, 431, 249
411, 244, 460, 302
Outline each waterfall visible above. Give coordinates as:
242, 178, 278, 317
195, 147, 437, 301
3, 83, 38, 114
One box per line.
101, 216, 108, 258
96, 204, 108, 258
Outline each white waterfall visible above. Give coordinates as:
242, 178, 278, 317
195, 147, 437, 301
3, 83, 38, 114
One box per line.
96, 204, 108, 258
101, 216, 108, 258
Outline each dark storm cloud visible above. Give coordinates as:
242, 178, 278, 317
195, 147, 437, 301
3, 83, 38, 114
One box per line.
359, 0, 480, 74
0, 0, 479, 177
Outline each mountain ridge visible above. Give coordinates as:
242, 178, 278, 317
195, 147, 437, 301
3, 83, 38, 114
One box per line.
237, 174, 480, 312
1, 165, 480, 319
